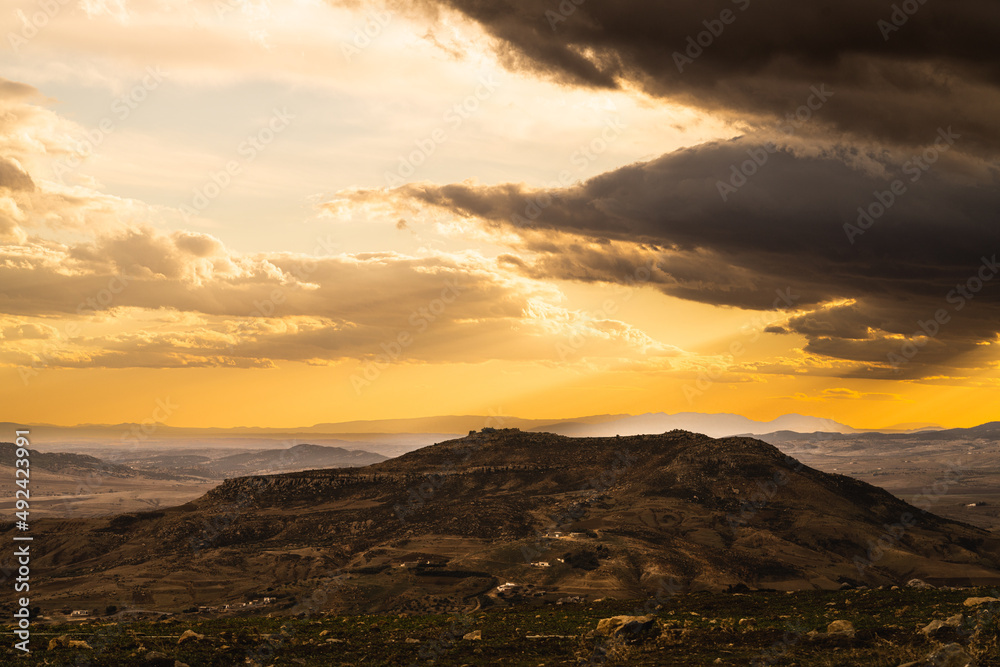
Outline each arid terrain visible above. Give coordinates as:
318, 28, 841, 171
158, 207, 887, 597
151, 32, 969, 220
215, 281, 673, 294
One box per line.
760, 424, 1000, 531
0, 442, 385, 519
6, 429, 1000, 618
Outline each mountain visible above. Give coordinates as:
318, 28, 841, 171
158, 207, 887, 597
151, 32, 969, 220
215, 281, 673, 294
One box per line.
13, 429, 1000, 616
532, 412, 857, 438
0, 441, 167, 479
156, 444, 387, 477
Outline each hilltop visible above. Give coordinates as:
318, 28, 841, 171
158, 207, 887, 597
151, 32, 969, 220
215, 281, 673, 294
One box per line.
7, 430, 1000, 616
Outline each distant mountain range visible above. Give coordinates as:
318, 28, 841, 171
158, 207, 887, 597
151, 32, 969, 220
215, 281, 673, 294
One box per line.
0, 411, 946, 444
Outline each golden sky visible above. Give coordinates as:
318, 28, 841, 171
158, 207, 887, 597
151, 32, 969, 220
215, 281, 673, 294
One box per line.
1, 0, 998, 430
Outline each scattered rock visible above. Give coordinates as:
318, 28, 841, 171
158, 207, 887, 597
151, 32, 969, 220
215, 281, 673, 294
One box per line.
45, 636, 95, 651
176, 630, 204, 645
405, 638, 420, 644
806, 620, 857, 644
920, 614, 964, 638
964, 597, 1000, 607
906, 579, 934, 589
595, 615, 660, 644
827, 620, 856, 639
47, 636, 70, 650
462, 630, 482, 641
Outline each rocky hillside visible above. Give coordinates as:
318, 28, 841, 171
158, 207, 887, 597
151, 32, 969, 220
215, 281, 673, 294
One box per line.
9, 429, 1000, 615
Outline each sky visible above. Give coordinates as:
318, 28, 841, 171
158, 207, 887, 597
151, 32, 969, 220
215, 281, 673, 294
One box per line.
0, 0, 998, 429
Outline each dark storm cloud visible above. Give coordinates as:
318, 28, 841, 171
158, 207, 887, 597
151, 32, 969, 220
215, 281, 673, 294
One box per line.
400, 0, 1000, 151
386, 138, 1000, 376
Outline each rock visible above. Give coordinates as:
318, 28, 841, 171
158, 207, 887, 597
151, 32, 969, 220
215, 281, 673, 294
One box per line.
594, 615, 660, 644
405, 638, 420, 643
964, 597, 1000, 607
176, 629, 204, 645
806, 620, 856, 644
827, 620, 856, 638
462, 630, 482, 641
68, 640, 93, 649
174, 662, 190, 667
47, 635, 70, 650
319, 630, 330, 637
906, 579, 934, 589
920, 614, 964, 638
898, 643, 975, 667
145, 653, 173, 667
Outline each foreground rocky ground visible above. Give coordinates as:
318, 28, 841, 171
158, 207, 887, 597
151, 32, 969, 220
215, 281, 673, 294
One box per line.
6, 586, 1000, 666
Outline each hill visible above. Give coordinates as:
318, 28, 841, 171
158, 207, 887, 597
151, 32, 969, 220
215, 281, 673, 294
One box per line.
126, 443, 387, 478
7, 429, 1000, 616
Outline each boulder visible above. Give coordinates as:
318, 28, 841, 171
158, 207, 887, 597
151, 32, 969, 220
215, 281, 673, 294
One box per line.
827, 620, 856, 638
177, 629, 204, 645
46, 635, 94, 651
47, 635, 70, 650
964, 597, 1000, 608
806, 620, 856, 643
907, 579, 934, 589
595, 615, 660, 644
462, 630, 482, 640
921, 614, 964, 638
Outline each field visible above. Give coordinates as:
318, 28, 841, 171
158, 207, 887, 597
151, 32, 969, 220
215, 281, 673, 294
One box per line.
8, 587, 1000, 666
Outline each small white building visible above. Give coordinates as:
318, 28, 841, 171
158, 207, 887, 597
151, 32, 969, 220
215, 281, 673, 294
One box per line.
70, 610, 91, 617
531, 562, 550, 568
